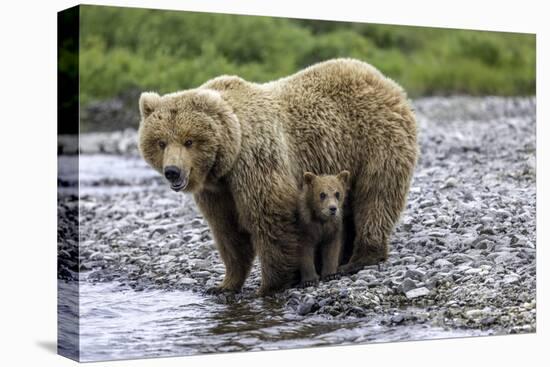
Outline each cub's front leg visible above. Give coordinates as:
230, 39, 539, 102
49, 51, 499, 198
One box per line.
321, 232, 343, 280
194, 189, 254, 293
299, 244, 319, 287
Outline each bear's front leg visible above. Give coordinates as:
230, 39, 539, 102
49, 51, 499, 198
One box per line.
194, 189, 254, 294
255, 229, 300, 296
236, 181, 301, 295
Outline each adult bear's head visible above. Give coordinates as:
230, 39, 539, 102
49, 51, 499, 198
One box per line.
138, 89, 242, 193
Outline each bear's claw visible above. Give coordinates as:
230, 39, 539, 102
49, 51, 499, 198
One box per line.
337, 259, 385, 276
337, 263, 366, 276
298, 279, 319, 288
205, 285, 239, 296
321, 273, 341, 282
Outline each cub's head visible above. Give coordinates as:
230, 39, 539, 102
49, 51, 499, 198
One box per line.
138, 89, 241, 193
302, 170, 350, 222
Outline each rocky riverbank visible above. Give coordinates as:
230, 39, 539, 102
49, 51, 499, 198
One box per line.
58, 96, 536, 335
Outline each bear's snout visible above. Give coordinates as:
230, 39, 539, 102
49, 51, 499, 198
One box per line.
164, 165, 189, 191
164, 165, 181, 182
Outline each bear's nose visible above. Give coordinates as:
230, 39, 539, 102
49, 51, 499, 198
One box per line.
164, 166, 181, 182
329, 206, 337, 214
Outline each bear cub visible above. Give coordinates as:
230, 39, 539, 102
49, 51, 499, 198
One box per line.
298, 170, 350, 287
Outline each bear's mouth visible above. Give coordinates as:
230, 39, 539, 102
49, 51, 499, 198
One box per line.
170, 176, 189, 192
321, 210, 340, 220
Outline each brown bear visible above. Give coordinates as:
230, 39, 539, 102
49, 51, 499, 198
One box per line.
298, 171, 350, 287
137, 58, 418, 296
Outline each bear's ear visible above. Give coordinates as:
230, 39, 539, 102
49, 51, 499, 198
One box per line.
303, 172, 316, 185
337, 170, 350, 187
139, 92, 161, 119
191, 89, 224, 113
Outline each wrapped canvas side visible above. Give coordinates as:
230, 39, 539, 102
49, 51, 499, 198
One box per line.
57, 5, 80, 362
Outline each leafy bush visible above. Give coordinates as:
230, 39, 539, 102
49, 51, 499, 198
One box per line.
77, 5, 535, 110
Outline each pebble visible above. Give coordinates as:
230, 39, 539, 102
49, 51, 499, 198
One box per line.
399, 278, 418, 294
179, 278, 197, 285
297, 297, 316, 315
405, 287, 430, 299
503, 275, 520, 284
89, 252, 104, 261
193, 271, 211, 279
391, 314, 405, 324
434, 259, 453, 268
465, 268, 482, 275
465, 309, 484, 319
405, 269, 426, 280
400, 256, 416, 264
436, 215, 451, 225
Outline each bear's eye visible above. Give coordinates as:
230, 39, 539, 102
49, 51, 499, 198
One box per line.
335, 192, 340, 200
184, 139, 193, 148
320, 192, 327, 200
158, 141, 166, 149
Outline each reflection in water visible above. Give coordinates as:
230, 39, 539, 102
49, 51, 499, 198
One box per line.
60, 281, 488, 362
58, 280, 79, 360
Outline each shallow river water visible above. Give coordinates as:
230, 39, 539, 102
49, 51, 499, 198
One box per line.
59, 280, 488, 362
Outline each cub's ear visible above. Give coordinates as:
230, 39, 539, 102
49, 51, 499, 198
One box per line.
192, 89, 224, 113
139, 92, 161, 119
337, 170, 350, 187
303, 172, 316, 185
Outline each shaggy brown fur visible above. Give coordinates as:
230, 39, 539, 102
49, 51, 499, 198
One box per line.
138, 58, 418, 295
298, 171, 349, 287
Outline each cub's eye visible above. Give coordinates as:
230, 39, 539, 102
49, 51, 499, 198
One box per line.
184, 139, 193, 148
320, 192, 327, 200
335, 192, 340, 200
158, 141, 166, 149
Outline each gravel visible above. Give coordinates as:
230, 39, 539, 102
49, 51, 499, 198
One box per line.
58, 96, 536, 335
405, 287, 430, 299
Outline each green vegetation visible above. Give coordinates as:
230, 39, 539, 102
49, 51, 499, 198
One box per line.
78, 5, 535, 106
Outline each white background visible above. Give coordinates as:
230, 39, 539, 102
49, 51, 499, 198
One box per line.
0, 0, 546, 366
